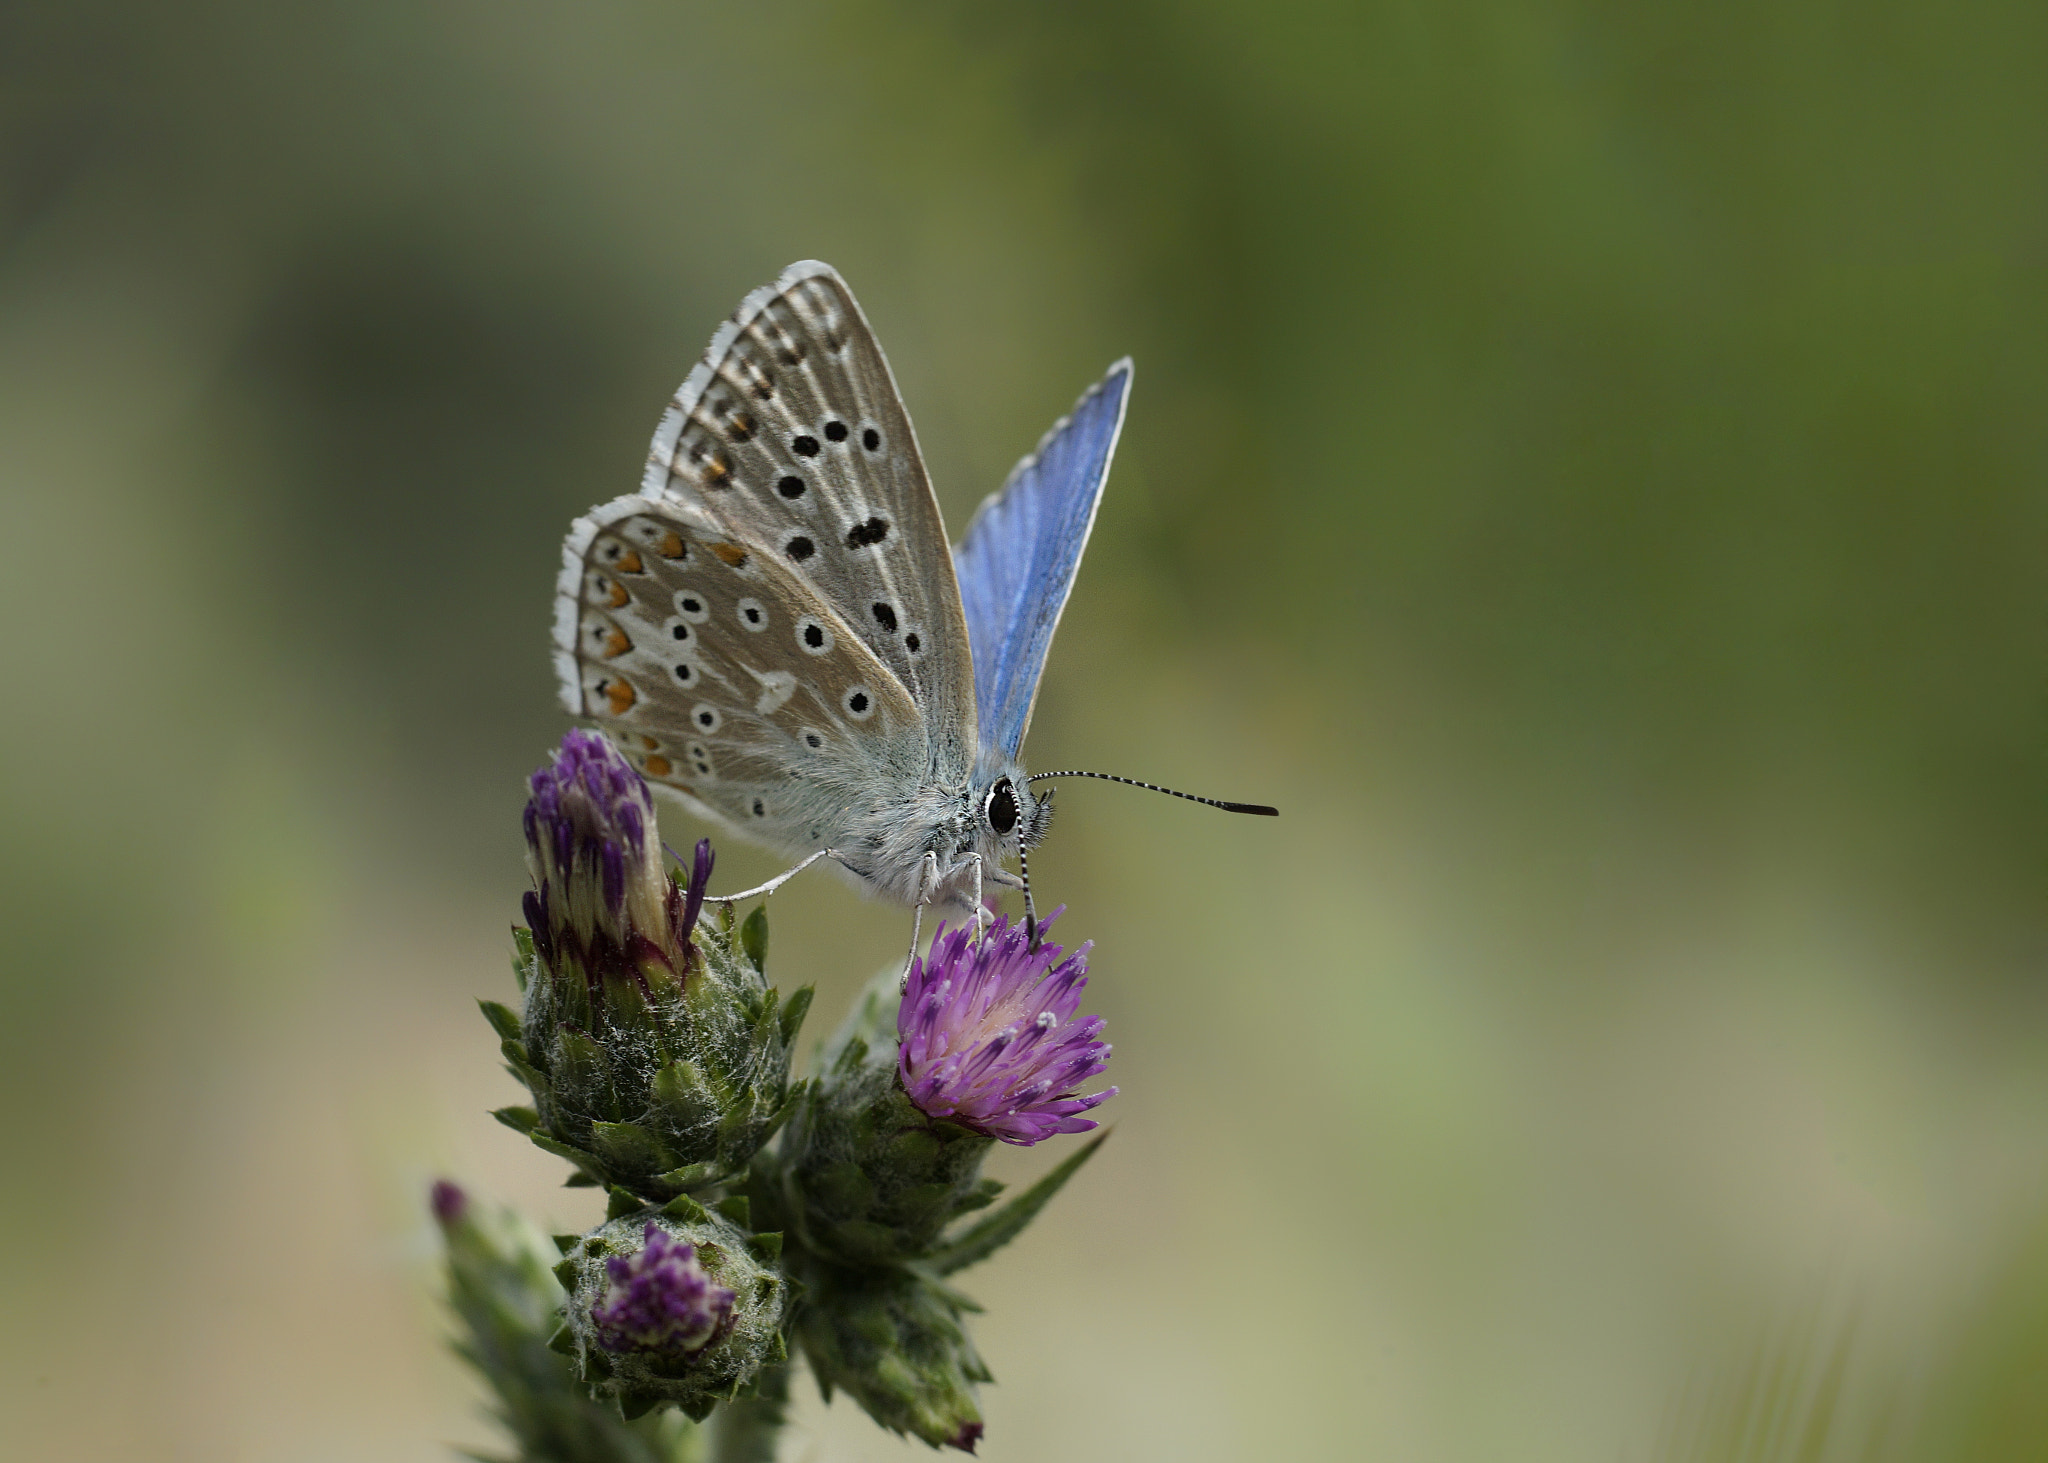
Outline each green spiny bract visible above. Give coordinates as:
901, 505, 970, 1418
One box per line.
491, 905, 813, 1204
796, 1264, 989, 1453
553, 1199, 791, 1423
775, 966, 999, 1267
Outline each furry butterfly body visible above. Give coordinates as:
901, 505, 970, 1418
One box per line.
554, 261, 1131, 913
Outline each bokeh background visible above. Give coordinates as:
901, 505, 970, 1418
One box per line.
3, 2, 2045, 1459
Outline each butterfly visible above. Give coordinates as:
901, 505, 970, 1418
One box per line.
553, 260, 1273, 929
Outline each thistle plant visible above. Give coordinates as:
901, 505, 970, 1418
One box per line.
437, 730, 1115, 1459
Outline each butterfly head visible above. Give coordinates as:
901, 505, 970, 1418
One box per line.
979, 772, 1053, 856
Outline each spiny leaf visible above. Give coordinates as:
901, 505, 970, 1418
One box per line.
928, 1131, 1110, 1276
477, 999, 523, 1042
490, 1105, 539, 1134
591, 1120, 681, 1175
779, 984, 815, 1047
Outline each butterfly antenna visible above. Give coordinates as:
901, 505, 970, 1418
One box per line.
1018, 845, 1042, 951
1025, 771, 1279, 817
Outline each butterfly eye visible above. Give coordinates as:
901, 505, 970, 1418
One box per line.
673, 591, 710, 623
985, 778, 1020, 836
843, 687, 875, 720
735, 597, 769, 631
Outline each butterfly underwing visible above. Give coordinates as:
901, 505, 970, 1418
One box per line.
553, 260, 1133, 913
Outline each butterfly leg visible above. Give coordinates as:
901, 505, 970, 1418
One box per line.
966, 852, 987, 941
708, 847, 840, 905
901, 850, 943, 992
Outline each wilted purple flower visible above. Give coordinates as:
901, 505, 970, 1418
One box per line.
521, 730, 715, 991
897, 911, 1116, 1145
589, 1222, 735, 1356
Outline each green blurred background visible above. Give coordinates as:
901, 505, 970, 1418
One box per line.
3, 2, 2044, 1459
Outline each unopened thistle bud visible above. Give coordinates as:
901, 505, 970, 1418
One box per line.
555, 1204, 789, 1422
489, 731, 812, 1201
799, 1266, 989, 1453
521, 727, 684, 995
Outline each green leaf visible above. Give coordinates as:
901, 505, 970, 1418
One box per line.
749, 1231, 784, 1261
510, 927, 535, 993
651, 1059, 718, 1133
546, 1322, 575, 1355
563, 1170, 598, 1187
551, 1233, 581, 1255
604, 1186, 645, 1221
528, 1130, 605, 1184
778, 984, 815, 1047
477, 998, 523, 1042
928, 1131, 1110, 1276
591, 1120, 681, 1175
740, 905, 769, 971
618, 1390, 663, 1421
662, 1192, 711, 1225
490, 1105, 539, 1134
656, 1161, 714, 1192
716, 1194, 752, 1228
553, 1028, 620, 1118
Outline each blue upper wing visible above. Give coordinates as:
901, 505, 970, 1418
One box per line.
953, 360, 1132, 761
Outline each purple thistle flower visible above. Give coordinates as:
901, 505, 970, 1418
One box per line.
522, 731, 717, 992
589, 1222, 736, 1356
525, 730, 665, 946
897, 910, 1116, 1145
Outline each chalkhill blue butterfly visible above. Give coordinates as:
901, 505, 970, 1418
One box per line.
553, 261, 1273, 941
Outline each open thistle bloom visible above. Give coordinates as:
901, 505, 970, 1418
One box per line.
898, 911, 1116, 1145
590, 1222, 735, 1356
522, 727, 712, 991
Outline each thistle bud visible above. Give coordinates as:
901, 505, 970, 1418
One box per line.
798, 1267, 989, 1453
491, 731, 813, 1201
521, 727, 681, 997
555, 1203, 790, 1422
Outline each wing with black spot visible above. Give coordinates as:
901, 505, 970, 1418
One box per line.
551, 495, 923, 859
637, 261, 976, 777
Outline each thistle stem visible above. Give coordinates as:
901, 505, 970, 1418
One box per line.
707, 1361, 790, 1463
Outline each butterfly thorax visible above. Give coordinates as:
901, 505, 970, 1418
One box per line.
825, 758, 1048, 909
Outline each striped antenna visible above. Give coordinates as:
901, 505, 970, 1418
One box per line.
1024, 771, 1278, 817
